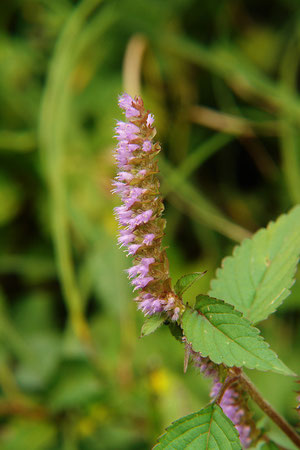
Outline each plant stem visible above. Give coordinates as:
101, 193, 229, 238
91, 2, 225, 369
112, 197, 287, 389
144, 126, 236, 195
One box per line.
240, 372, 300, 448
215, 375, 240, 404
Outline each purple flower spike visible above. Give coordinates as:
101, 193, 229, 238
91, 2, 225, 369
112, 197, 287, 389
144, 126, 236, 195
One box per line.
183, 338, 255, 449
113, 93, 183, 320
211, 380, 254, 448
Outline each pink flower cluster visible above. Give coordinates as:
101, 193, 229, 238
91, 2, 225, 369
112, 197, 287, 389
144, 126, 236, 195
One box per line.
113, 93, 181, 319
211, 381, 252, 448
187, 341, 254, 448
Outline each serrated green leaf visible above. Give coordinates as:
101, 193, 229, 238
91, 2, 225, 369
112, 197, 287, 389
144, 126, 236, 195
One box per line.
140, 315, 164, 337
155, 403, 241, 449
174, 271, 207, 297
209, 205, 300, 324
182, 295, 295, 376
48, 362, 103, 411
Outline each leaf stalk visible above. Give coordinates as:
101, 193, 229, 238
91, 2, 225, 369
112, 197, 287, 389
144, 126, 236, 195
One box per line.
239, 371, 300, 448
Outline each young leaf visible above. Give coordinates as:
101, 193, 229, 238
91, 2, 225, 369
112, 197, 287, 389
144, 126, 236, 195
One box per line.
140, 315, 165, 337
209, 205, 300, 324
155, 403, 241, 449
182, 295, 295, 376
168, 321, 183, 342
174, 271, 207, 297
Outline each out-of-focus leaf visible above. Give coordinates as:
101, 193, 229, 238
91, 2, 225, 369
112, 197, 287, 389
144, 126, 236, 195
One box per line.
84, 235, 132, 314
0, 255, 55, 281
80, 424, 147, 450
239, 26, 281, 73
11, 293, 57, 334
160, 156, 250, 243
16, 331, 61, 389
0, 174, 21, 225
257, 441, 281, 449
262, 429, 300, 450
0, 420, 56, 450
209, 206, 300, 324
48, 361, 103, 411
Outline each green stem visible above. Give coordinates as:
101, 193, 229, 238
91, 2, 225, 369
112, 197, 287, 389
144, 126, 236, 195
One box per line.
280, 119, 300, 205
215, 375, 240, 405
240, 371, 300, 448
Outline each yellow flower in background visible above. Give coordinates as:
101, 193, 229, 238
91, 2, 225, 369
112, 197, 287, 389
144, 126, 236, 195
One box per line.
149, 368, 170, 395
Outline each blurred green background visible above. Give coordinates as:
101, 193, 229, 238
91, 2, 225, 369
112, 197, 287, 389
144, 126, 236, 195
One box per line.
0, 0, 300, 448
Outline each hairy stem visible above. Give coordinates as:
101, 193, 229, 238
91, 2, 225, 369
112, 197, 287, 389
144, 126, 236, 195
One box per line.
240, 371, 300, 448
215, 375, 240, 404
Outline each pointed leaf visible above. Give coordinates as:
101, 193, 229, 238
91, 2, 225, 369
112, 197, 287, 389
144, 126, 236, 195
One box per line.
209, 206, 300, 324
155, 403, 241, 449
174, 272, 207, 297
182, 295, 295, 376
140, 315, 164, 337
168, 321, 183, 342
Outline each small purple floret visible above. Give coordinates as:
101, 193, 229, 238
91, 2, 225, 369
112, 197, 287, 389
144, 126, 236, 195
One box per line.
116, 172, 134, 182
127, 244, 141, 255
137, 293, 164, 315
137, 169, 147, 177
146, 113, 154, 127
211, 381, 252, 448
143, 233, 155, 245
142, 140, 152, 152
118, 231, 136, 247
128, 209, 152, 230
132, 275, 154, 290
118, 93, 133, 110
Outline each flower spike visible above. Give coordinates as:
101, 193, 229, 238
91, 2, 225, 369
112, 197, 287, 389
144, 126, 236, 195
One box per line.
113, 93, 182, 319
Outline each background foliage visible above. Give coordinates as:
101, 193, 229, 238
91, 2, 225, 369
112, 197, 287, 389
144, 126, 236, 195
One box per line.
0, 0, 299, 448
